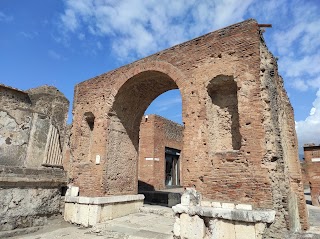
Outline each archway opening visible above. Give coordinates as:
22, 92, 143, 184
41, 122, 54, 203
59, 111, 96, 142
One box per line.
138, 89, 183, 192
105, 71, 184, 200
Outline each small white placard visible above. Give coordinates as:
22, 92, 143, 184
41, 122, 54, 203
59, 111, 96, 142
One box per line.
145, 157, 160, 161
96, 155, 101, 164
312, 158, 320, 162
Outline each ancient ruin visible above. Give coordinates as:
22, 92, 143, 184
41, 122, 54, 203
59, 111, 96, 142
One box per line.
65, 19, 309, 238
0, 84, 69, 236
0, 19, 312, 238
303, 144, 320, 206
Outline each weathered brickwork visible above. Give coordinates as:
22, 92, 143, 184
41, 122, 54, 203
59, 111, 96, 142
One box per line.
69, 19, 308, 236
304, 144, 320, 206
138, 114, 183, 190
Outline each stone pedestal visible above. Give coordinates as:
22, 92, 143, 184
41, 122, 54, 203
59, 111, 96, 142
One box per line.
173, 188, 276, 239
64, 194, 144, 227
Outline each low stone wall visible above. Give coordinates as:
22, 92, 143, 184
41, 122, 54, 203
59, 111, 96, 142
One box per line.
172, 188, 275, 239
0, 166, 67, 236
64, 194, 145, 227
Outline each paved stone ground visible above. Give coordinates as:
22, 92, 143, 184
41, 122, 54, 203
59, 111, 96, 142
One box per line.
9, 205, 174, 239
8, 191, 320, 239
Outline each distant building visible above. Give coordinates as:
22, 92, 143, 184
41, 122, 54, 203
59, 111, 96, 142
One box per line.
303, 143, 320, 206
138, 114, 183, 191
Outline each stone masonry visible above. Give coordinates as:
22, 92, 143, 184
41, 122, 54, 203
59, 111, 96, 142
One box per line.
0, 84, 69, 236
0, 84, 69, 168
139, 114, 183, 191
69, 19, 308, 237
303, 144, 320, 206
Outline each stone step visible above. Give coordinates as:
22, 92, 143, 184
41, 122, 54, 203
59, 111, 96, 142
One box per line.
139, 191, 181, 207
139, 204, 174, 218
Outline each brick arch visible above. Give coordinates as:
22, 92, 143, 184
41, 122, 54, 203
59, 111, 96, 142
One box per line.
115, 61, 187, 89
108, 60, 188, 115
104, 61, 187, 195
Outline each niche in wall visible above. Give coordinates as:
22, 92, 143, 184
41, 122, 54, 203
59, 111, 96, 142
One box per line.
207, 75, 241, 152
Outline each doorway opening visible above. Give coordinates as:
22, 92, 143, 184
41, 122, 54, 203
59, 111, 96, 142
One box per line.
165, 147, 181, 187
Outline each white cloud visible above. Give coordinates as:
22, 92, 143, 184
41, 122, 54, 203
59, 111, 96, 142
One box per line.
296, 88, 320, 152
0, 11, 13, 22
153, 96, 182, 113
248, 0, 288, 22
19, 31, 38, 39
290, 75, 320, 92
60, 9, 78, 32
48, 50, 64, 60
96, 41, 103, 50
78, 33, 85, 40
280, 54, 320, 78
59, 0, 254, 60
270, 0, 320, 92
291, 79, 308, 92
310, 107, 316, 116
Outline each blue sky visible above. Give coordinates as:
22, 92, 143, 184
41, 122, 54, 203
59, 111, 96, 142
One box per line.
1, 0, 319, 153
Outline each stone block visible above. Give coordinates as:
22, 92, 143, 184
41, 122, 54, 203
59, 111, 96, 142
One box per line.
254, 222, 266, 239
70, 186, 79, 197
64, 202, 74, 222
180, 213, 206, 239
88, 205, 101, 226
210, 219, 235, 239
180, 188, 201, 206
100, 204, 113, 222
222, 203, 235, 209
78, 204, 89, 227
211, 201, 222, 208
181, 194, 191, 206
172, 204, 276, 223
235, 204, 252, 210
173, 216, 180, 237
111, 201, 139, 219
234, 222, 255, 239
0, 186, 62, 232
201, 200, 212, 207
65, 197, 144, 226
288, 191, 301, 232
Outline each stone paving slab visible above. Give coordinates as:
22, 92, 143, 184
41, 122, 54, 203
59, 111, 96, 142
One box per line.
9, 210, 174, 239
93, 212, 174, 238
